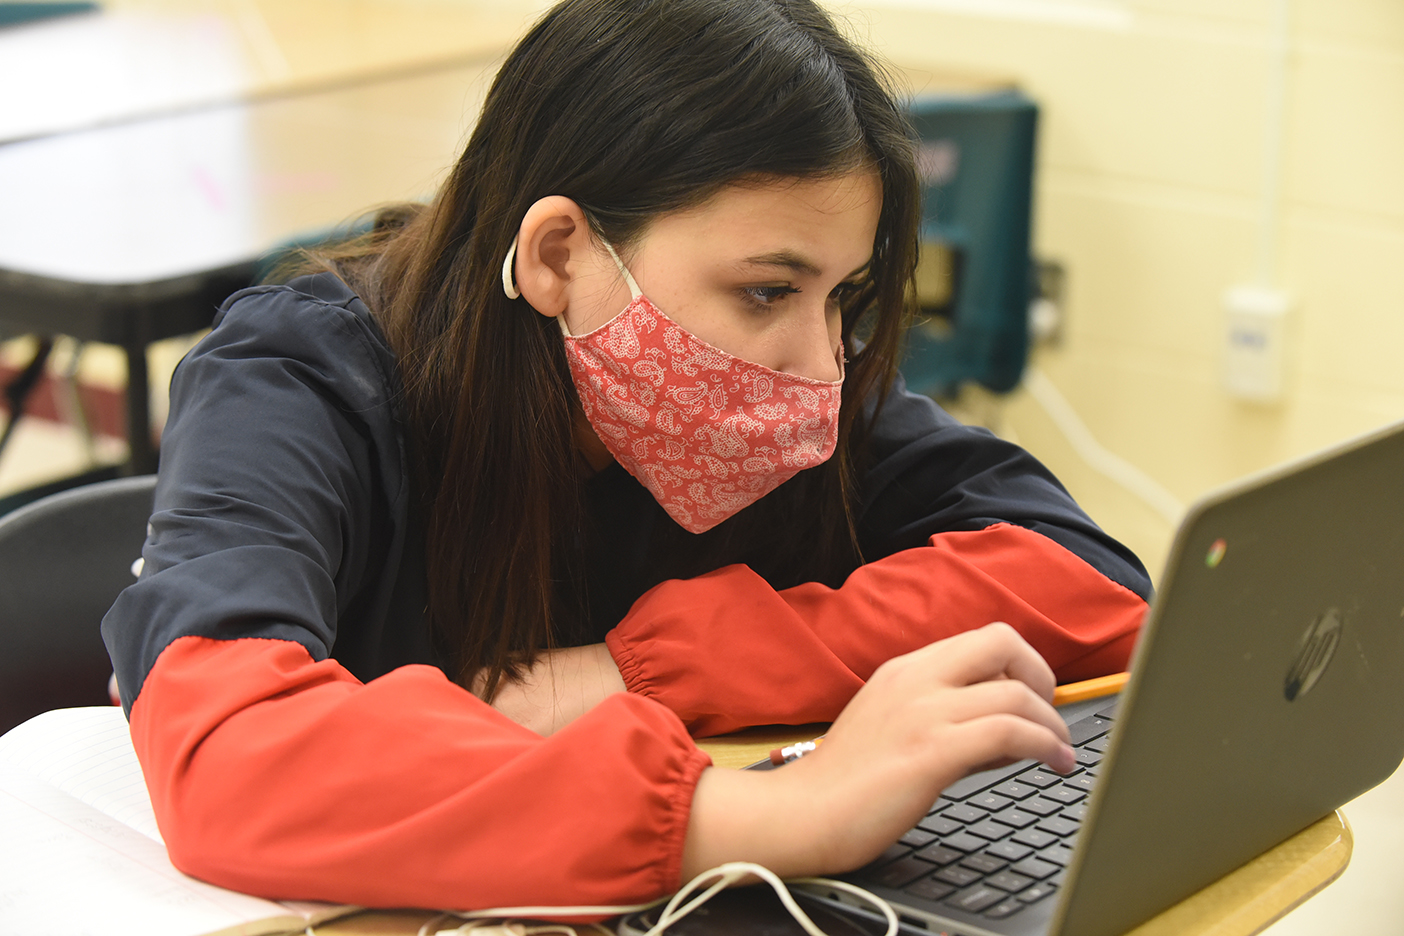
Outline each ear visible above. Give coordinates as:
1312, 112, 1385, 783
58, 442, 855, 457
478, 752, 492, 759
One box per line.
512, 196, 591, 318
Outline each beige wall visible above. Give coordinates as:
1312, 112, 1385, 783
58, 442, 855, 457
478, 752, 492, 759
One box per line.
828, 0, 1404, 577
8, 0, 1401, 576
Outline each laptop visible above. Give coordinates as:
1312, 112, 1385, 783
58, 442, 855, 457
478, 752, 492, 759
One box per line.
625, 417, 1404, 936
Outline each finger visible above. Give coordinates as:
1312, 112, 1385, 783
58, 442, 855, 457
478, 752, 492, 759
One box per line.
915, 623, 1056, 701
928, 678, 1070, 744
987, 622, 1058, 702
929, 713, 1075, 777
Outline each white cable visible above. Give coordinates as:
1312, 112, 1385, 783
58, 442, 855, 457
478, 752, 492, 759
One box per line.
774, 876, 901, 936
417, 862, 897, 936
1023, 367, 1184, 528
642, 863, 896, 936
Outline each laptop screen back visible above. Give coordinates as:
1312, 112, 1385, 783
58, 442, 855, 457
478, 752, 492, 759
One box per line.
1054, 421, 1404, 936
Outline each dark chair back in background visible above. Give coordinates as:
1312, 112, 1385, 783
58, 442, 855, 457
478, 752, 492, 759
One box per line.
0, 474, 155, 734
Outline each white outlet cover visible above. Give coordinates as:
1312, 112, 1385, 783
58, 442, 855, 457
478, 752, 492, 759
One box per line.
1222, 285, 1291, 402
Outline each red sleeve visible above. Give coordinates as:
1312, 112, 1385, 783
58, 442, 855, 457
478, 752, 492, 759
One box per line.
129, 635, 711, 910
606, 522, 1147, 737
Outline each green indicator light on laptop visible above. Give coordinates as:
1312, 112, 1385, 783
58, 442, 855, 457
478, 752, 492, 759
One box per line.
1206, 538, 1227, 568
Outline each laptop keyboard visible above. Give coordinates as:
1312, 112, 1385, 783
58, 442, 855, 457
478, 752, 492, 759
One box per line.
852, 702, 1118, 922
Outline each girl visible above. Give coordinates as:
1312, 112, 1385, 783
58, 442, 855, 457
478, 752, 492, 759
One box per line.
102, 0, 1150, 913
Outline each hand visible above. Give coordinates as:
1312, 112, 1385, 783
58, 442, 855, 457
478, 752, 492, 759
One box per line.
681, 622, 1073, 879
479, 643, 627, 736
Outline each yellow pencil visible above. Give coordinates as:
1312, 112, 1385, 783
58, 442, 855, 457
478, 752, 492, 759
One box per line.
1052, 672, 1129, 706
766, 673, 1130, 767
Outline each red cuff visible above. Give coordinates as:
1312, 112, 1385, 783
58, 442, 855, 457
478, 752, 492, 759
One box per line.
608, 564, 865, 736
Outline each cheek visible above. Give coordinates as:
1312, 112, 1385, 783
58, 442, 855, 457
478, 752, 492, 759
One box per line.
564, 277, 636, 335
652, 291, 755, 356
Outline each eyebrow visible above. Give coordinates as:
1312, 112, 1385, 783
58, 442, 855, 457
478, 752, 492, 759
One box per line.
740, 251, 872, 280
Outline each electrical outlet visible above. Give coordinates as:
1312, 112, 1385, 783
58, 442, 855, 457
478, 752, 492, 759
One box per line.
1222, 285, 1291, 402
1029, 259, 1066, 346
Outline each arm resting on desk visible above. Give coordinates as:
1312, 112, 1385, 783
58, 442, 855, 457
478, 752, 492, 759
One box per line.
130, 635, 710, 910
607, 522, 1147, 737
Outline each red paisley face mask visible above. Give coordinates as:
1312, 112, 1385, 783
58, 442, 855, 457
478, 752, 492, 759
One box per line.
504, 236, 844, 534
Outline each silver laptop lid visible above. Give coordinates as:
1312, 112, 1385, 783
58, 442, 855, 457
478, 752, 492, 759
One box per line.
1054, 418, 1404, 936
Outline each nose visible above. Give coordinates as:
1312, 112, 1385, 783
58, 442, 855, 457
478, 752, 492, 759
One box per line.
775, 300, 843, 382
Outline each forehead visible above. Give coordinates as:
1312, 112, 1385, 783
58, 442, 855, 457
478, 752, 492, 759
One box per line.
640, 171, 883, 268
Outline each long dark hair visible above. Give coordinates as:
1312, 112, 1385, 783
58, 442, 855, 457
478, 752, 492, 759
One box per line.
308, 0, 919, 698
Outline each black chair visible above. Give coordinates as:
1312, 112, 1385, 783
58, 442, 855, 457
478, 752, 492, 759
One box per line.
0, 474, 155, 735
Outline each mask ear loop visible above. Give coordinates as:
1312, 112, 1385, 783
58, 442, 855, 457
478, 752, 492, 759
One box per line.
555, 236, 642, 339
502, 237, 522, 300
598, 239, 643, 302
501, 222, 640, 332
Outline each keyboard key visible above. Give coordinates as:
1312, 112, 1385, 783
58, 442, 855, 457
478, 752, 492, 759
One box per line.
992, 780, 1037, 800
942, 804, 987, 824
1021, 797, 1065, 816
986, 870, 1033, 892
1061, 804, 1090, 822
907, 878, 956, 902
929, 797, 955, 813
914, 843, 962, 866
1066, 774, 1097, 793
900, 828, 938, 848
1017, 881, 1059, 904
984, 899, 1024, 919
1093, 699, 1119, 719
940, 832, 988, 853
1068, 717, 1112, 745
1038, 844, 1076, 866
935, 865, 983, 887
1074, 749, 1102, 767
1016, 769, 1062, 789
970, 792, 1014, 812
1085, 735, 1112, 754
1037, 816, 1080, 837
992, 806, 1038, 829
862, 856, 930, 888
1009, 857, 1060, 880
966, 819, 1011, 841
1041, 786, 1086, 806
871, 843, 910, 866
986, 840, 1034, 861
917, 815, 963, 836
941, 760, 1035, 800
960, 853, 1007, 874
1012, 828, 1059, 849
947, 884, 1005, 914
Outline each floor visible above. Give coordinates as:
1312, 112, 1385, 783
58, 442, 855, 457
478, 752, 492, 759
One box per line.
3, 372, 1403, 933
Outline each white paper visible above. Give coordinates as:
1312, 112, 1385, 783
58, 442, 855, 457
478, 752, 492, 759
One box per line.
0, 706, 162, 843
0, 765, 295, 936
0, 707, 348, 936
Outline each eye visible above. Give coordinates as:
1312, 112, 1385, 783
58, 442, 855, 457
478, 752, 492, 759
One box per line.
741, 284, 800, 310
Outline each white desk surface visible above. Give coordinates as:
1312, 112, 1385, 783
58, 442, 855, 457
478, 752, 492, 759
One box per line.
0, 0, 542, 145
0, 57, 494, 285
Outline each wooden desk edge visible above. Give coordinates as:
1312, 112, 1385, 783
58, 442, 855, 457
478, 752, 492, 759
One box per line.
1124, 810, 1352, 936
310, 737, 1351, 936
